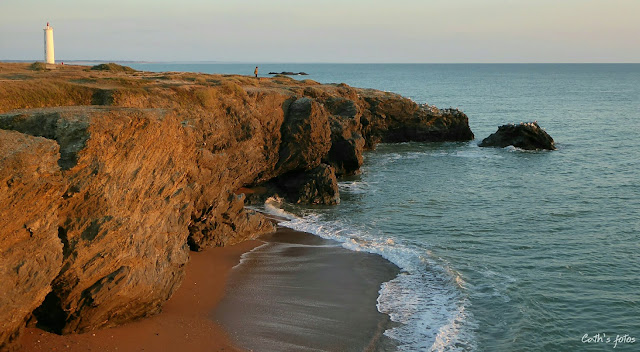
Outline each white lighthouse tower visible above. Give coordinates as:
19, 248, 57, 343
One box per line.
44, 22, 55, 64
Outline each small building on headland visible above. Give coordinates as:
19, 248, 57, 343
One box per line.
44, 22, 55, 65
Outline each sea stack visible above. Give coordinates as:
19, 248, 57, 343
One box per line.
479, 122, 556, 150
44, 22, 55, 64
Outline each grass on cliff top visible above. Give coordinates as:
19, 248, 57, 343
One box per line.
91, 63, 137, 73
0, 81, 95, 113
0, 62, 347, 114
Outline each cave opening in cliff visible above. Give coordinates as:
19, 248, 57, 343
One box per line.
32, 292, 67, 335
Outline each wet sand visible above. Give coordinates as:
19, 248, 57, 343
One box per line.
214, 227, 400, 352
18, 227, 400, 352
19, 241, 260, 352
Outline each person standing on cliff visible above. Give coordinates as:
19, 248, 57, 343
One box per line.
254, 66, 259, 78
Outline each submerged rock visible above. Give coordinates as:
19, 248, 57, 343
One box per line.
268, 71, 309, 76
479, 122, 555, 150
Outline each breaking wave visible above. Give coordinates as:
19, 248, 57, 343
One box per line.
260, 202, 477, 351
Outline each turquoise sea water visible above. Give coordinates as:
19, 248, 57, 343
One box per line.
133, 63, 640, 351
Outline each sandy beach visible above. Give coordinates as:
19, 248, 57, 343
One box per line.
0, 61, 473, 351
17, 227, 399, 352
215, 228, 400, 352
18, 240, 261, 352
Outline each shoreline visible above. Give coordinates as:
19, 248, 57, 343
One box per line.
19, 240, 261, 352
17, 226, 401, 352
1, 62, 469, 350
215, 226, 400, 352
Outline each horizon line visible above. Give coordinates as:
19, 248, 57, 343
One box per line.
1, 59, 639, 65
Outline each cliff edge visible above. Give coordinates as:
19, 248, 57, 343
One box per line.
0, 63, 473, 349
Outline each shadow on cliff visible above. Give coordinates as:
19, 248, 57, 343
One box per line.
0, 64, 474, 349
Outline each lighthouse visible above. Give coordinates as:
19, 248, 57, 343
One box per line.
44, 22, 55, 64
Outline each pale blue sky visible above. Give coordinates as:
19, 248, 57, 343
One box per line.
1, 0, 638, 62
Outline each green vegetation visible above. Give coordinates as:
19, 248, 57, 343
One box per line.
90, 63, 137, 73
29, 62, 48, 71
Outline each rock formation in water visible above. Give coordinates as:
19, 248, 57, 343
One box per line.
0, 63, 474, 349
268, 72, 309, 76
479, 122, 555, 150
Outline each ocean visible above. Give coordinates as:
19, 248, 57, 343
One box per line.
131, 63, 640, 351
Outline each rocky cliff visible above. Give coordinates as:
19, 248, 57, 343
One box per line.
0, 63, 473, 350
0, 130, 63, 351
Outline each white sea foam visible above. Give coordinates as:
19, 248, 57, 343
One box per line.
260, 204, 477, 351
262, 197, 297, 220
503, 145, 551, 153
504, 145, 525, 152
471, 269, 517, 303
338, 181, 372, 194
453, 150, 504, 159
232, 242, 269, 269
376, 147, 504, 163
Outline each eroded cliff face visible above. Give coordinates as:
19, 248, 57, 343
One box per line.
0, 63, 473, 349
0, 107, 195, 336
0, 130, 63, 351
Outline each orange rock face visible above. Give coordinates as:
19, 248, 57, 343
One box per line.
0, 130, 63, 350
1, 107, 195, 335
0, 63, 474, 348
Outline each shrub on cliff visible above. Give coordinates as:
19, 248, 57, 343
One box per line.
91, 63, 137, 73
29, 62, 47, 71
219, 81, 248, 100
194, 87, 219, 109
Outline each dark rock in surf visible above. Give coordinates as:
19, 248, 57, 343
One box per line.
479, 122, 555, 150
275, 164, 340, 205
268, 72, 309, 76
